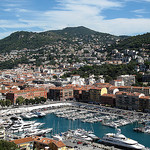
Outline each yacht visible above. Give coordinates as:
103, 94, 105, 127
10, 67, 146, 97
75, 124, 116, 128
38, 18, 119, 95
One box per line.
100, 128, 145, 150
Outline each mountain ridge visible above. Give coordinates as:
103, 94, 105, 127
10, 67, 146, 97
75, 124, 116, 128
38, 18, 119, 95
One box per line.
0, 26, 123, 53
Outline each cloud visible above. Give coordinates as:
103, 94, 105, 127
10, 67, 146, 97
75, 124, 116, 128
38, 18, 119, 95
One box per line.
132, 9, 148, 14
0, 0, 150, 39
57, 0, 122, 10
100, 18, 150, 35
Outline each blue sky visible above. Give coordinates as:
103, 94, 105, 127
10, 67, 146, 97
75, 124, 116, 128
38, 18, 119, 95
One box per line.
0, 0, 150, 39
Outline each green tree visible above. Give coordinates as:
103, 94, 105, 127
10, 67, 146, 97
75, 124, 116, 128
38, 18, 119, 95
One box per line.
35, 97, 40, 104
0, 100, 6, 107
5, 99, 12, 107
40, 97, 46, 103
16, 96, 24, 105
0, 140, 18, 150
29, 98, 35, 105
24, 99, 29, 105
53, 75, 57, 79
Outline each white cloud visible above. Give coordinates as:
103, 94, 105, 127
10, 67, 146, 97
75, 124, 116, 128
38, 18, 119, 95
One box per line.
132, 9, 148, 14
57, 0, 122, 9
0, 0, 150, 39
100, 18, 150, 35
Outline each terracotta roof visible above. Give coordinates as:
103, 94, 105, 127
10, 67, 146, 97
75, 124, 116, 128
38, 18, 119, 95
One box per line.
116, 91, 143, 97
34, 136, 53, 145
11, 136, 66, 148
101, 94, 116, 98
52, 140, 66, 148
7, 88, 46, 94
90, 87, 104, 90
140, 96, 150, 99
109, 86, 118, 90
119, 86, 131, 88
11, 137, 34, 144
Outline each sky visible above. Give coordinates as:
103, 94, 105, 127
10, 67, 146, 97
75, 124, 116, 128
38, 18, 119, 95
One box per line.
0, 0, 150, 39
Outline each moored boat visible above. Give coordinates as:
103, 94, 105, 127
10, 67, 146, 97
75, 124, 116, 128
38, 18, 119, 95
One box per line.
99, 128, 145, 150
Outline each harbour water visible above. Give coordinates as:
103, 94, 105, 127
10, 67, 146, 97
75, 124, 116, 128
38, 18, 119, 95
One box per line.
30, 113, 150, 148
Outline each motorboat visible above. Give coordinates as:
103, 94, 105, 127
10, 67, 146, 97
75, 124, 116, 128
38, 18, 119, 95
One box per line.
52, 134, 63, 141
100, 128, 145, 149
20, 113, 38, 119
34, 111, 46, 117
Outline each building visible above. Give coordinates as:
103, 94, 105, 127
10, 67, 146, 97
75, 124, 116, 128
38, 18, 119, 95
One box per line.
80, 87, 90, 103
34, 136, 67, 150
118, 86, 150, 96
11, 136, 34, 150
12, 136, 68, 150
94, 83, 111, 88
117, 75, 135, 86
116, 91, 145, 110
142, 74, 150, 83
48, 86, 73, 101
109, 80, 124, 87
73, 87, 82, 102
6, 88, 47, 104
89, 87, 107, 103
100, 94, 116, 107
139, 96, 150, 112
108, 86, 119, 95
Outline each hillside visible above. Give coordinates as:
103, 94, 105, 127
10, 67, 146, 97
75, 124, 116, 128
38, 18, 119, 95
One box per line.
0, 31, 62, 53
0, 26, 123, 53
112, 33, 150, 51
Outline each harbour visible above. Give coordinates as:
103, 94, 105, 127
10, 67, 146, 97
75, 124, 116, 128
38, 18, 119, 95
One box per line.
1, 102, 150, 149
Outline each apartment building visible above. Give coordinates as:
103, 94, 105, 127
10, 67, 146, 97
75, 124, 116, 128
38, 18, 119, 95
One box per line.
6, 88, 47, 104
109, 80, 124, 87
116, 91, 145, 110
48, 86, 73, 101
100, 94, 116, 107
139, 96, 150, 112
119, 86, 150, 96
117, 75, 135, 86
89, 87, 107, 103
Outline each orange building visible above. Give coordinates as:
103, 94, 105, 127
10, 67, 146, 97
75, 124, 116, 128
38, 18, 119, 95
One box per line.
48, 86, 73, 101
12, 136, 67, 150
6, 88, 47, 104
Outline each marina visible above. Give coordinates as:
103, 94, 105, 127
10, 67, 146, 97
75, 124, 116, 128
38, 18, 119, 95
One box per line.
1, 102, 150, 149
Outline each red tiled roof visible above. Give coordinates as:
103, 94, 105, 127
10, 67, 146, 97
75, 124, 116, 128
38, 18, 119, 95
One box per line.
140, 96, 150, 99
101, 94, 116, 98
12, 136, 66, 148
116, 91, 143, 97
11, 137, 34, 144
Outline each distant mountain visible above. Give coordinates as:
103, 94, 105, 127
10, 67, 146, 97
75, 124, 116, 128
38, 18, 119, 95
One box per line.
51, 26, 99, 36
0, 26, 124, 53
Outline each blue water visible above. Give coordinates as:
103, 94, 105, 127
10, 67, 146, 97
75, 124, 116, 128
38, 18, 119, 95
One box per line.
30, 113, 150, 148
